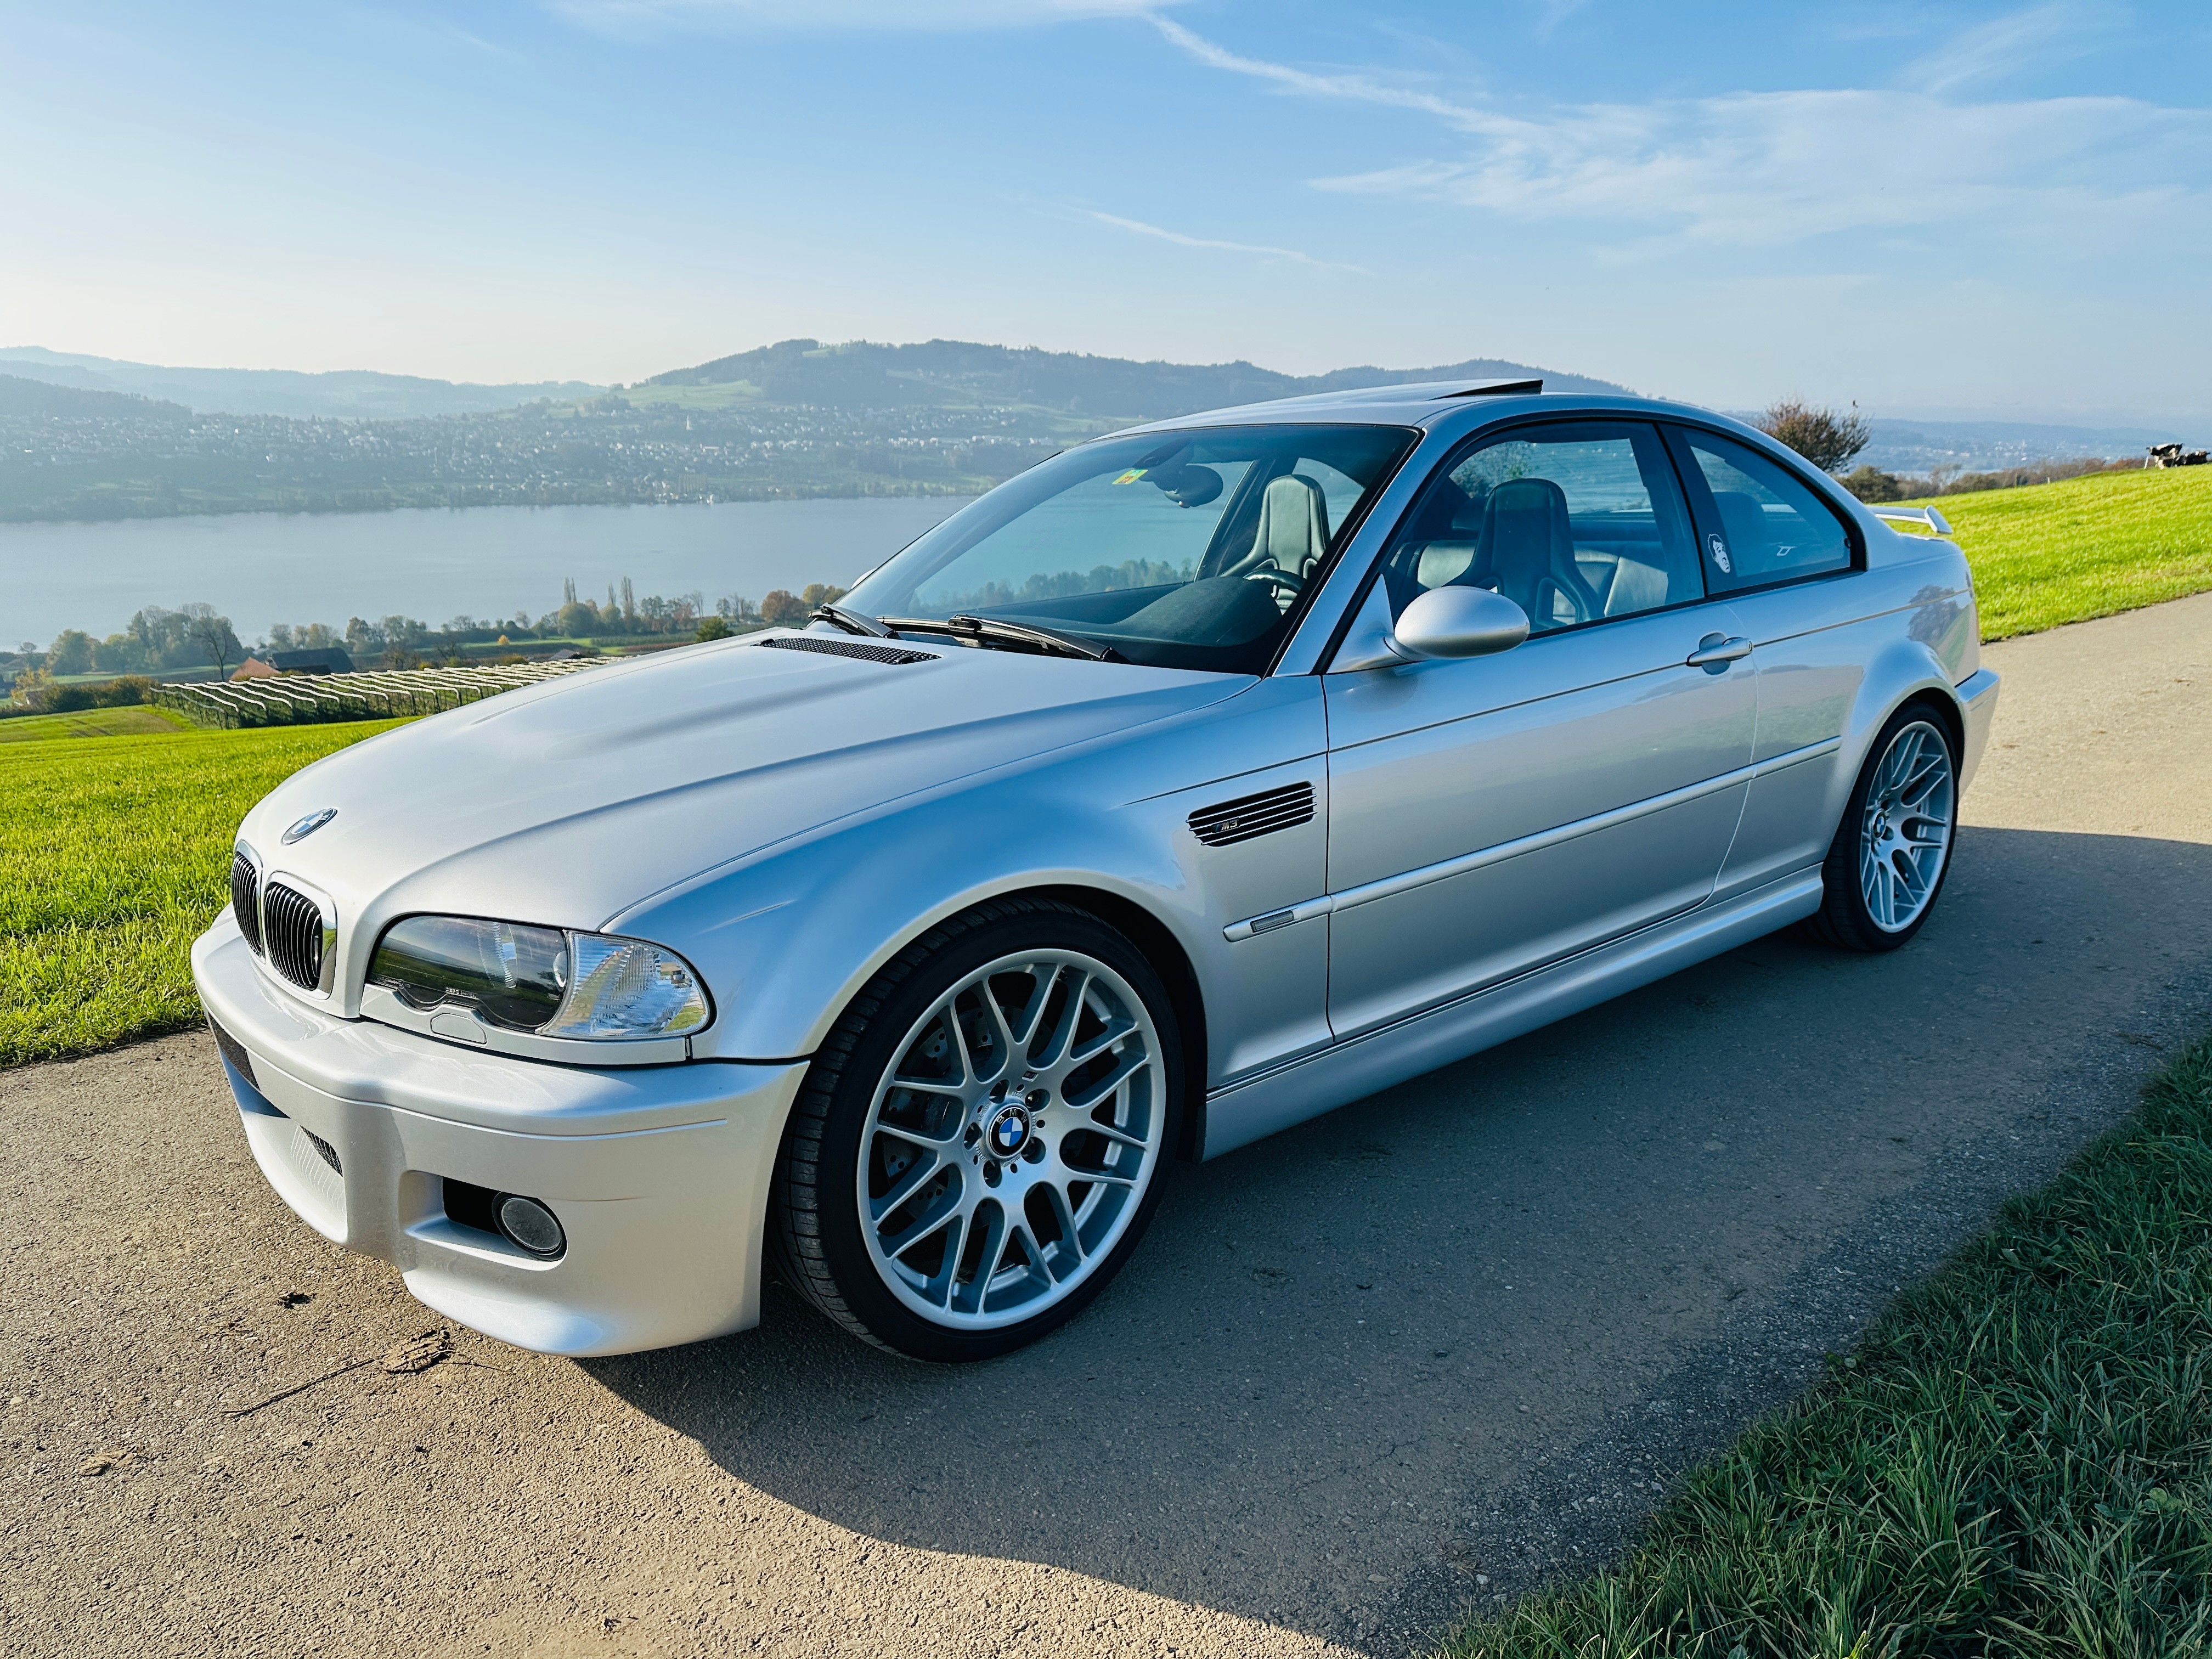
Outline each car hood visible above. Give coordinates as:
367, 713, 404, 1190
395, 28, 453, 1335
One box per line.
241, 634, 1249, 951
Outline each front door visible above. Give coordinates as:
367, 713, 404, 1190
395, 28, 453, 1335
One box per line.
1324, 419, 1756, 1038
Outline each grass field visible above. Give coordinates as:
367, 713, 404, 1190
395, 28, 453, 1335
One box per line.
0, 706, 190, 744
0, 719, 408, 1067
1909, 465, 2212, 641
1441, 1033, 2212, 1658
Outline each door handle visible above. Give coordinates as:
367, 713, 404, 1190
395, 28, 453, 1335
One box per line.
1686, 634, 1753, 672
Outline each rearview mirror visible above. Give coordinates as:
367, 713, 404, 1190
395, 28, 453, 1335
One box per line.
1393, 586, 1531, 659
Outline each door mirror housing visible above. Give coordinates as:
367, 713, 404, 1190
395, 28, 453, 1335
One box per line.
1394, 586, 1531, 659
1331, 584, 1530, 672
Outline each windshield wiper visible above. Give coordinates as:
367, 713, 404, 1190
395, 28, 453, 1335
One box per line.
878, 614, 1122, 663
810, 601, 895, 638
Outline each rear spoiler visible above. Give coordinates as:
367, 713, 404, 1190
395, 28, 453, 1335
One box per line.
1871, 506, 1954, 537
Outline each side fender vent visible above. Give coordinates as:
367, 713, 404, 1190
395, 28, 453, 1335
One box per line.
1189, 782, 1315, 847
753, 636, 940, 667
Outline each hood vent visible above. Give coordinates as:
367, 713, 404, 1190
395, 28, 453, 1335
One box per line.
1189, 782, 1315, 847
753, 636, 940, 667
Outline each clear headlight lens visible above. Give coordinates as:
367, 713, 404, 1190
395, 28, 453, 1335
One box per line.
539, 934, 709, 1039
368, 916, 709, 1041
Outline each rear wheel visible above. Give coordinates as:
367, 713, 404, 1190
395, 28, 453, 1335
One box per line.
771, 898, 1182, 1361
1803, 704, 1959, 952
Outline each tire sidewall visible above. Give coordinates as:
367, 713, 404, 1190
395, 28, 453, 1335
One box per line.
795, 906, 1183, 1362
1827, 704, 1959, 951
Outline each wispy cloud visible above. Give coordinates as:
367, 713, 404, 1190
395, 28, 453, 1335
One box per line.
1900, 2, 2104, 94
1082, 209, 1358, 270
554, 0, 1176, 32
1149, 16, 1504, 132
1153, 14, 2211, 255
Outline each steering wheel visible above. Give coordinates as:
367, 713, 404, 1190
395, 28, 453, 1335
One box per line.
1245, 566, 1307, 597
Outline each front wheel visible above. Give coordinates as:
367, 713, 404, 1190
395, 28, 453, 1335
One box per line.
1803, 704, 1959, 951
770, 899, 1183, 1361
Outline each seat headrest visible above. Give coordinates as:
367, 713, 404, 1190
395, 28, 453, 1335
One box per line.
1251, 473, 1332, 577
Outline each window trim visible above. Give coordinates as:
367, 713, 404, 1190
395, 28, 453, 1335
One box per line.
1659, 420, 1866, 600
1324, 414, 1728, 659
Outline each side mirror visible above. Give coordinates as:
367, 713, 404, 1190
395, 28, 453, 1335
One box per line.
1331, 584, 1529, 672
1393, 586, 1531, 659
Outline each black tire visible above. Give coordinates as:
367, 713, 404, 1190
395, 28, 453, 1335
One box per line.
770, 896, 1184, 1362
1801, 701, 1960, 952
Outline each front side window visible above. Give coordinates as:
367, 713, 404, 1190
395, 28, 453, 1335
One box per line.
1670, 428, 1855, 591
840, 424, 1418, 673
1371, 420, 1701, 635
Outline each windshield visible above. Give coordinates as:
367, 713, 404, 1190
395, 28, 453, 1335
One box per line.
842, 423, 1420, 673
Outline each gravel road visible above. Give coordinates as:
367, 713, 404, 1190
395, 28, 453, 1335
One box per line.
5, 592, 2210, 1659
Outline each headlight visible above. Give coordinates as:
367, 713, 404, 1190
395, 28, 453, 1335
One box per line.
367, 916, 710, 1041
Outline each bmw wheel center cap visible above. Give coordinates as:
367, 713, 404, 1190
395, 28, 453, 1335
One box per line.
988, 1103, 1034, 1160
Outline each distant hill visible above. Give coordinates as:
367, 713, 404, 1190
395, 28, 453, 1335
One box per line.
0, 347, 603, 419
1858, 417, 2181, 476
641, 336, 1633, 419
0, 373, 191, 422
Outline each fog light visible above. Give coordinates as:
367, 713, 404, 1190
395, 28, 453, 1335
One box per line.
495, 1194, 566, 1257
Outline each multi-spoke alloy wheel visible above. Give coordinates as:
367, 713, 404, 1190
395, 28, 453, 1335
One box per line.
860, 949, 1164, 1328
1805, 706, 1960, 952
772, 899, 1182, 1360
1857, 720, 1955, 933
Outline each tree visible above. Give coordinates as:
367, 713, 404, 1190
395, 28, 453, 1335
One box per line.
47, 629, 93, 676
799, 583, 847, 610
760, 589, 808, 625
696, 615, 733, 642
1756, 399, 1872, 475
1839, 465, 1904, 503
180, 604, 242, 676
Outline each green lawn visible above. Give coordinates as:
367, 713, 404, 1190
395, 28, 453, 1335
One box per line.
1906, 465, 2212, 641
0, 720, 409, 1067
0, 706, 191, 744
1441, 1033, 2212, 1658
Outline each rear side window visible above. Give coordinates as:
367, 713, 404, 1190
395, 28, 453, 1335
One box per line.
1668, 428, 1855, 592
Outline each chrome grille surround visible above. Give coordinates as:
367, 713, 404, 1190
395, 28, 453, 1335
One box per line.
229, 848, 263, 955
1188, 782, 1316, 848
261, 879, 336, 994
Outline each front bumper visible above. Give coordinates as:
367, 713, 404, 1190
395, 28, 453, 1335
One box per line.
191, 916, 808, 1356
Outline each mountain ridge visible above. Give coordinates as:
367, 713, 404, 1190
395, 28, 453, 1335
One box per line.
641, 336, 1635, 418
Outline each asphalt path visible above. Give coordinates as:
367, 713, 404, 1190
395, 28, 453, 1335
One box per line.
6, 592, 2211, 1658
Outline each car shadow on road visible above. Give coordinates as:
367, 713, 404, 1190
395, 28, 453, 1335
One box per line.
585, 827, 2212, 1650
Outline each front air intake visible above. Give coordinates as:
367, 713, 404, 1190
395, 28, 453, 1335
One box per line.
262, 881, 328, 991
230, 852, 263, 955
1188, 782, 1316, 847
753, 636, 940, 667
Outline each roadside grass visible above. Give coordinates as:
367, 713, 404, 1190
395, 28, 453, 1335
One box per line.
0, 720, 408, 1067
1440, 1035, 2212, 1658
0, 705, 190, 743
1906, 465, 2212, 641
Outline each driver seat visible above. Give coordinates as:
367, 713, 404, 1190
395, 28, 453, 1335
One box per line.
1471, 476, 1597, 628
1248, 473, 1332, 584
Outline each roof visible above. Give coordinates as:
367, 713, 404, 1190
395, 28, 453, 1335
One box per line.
1116, 377, 1559, 432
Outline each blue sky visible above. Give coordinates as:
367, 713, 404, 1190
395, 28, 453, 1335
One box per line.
3, 1, 2207, 423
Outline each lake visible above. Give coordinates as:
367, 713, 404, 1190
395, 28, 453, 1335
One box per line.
0, 497, 973, 647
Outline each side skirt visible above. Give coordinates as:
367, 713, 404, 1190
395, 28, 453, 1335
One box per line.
1199, 867, 1824, 1158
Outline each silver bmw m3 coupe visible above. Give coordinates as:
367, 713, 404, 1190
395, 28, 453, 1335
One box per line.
194, 380, 1999, 1361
